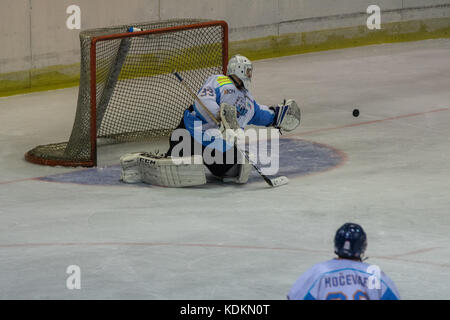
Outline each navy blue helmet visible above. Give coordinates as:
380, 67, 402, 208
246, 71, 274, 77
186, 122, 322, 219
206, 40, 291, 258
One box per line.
334, 223, 367, 260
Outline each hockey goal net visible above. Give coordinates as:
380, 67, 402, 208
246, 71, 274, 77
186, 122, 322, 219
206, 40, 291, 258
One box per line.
25, 19, 228, 167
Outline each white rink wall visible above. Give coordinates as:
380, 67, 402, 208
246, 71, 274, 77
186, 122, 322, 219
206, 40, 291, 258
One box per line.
0, 0, 449, 91
1, 0, 160, 73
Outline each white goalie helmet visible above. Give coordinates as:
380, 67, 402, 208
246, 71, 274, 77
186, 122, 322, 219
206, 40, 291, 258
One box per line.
227, 54, 253, 89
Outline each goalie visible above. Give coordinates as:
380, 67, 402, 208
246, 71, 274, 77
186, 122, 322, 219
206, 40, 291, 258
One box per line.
120, 54, 301, 187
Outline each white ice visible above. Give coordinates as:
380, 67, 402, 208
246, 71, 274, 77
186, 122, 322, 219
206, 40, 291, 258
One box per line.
0, 39, 449, 299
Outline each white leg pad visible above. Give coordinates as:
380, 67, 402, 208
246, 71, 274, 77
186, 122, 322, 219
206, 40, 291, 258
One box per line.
222, 162, 252, 184
139, 154, 206, 187
236, 162, 252, 184
233, 149, 252, 184
120, 152, 143, 183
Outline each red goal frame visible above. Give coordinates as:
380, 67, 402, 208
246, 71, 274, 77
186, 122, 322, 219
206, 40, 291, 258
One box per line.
25, 20, 228, 167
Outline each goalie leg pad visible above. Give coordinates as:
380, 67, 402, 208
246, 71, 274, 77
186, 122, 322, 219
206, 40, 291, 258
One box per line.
120, 152, 144, 183
236, 162, 252, 184
222, 163, 252, 184
139, 154, 206, 187
222, 150, 252, 184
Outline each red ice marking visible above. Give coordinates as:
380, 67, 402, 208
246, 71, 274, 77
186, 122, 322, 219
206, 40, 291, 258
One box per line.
0, 178, 34, 185
0, 176, 49, 185
287, 107, 449, 137
376, 247, 443, 259
0, 241, 325, 254
5, 108, 446, 186
0, 241, 448, 268
0, 172, 92, 186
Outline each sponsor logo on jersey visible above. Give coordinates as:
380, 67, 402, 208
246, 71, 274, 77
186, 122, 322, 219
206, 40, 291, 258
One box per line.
223, 88, 235, 95
236, 105, 248, 117
234, 97, 248, 117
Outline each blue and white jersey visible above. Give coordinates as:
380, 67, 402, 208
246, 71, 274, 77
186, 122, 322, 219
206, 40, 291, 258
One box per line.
183, 74, 275, 151
287, 259, 400, 300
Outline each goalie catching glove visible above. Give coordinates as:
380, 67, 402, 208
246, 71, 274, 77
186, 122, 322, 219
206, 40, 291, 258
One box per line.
270, 99, 301, 133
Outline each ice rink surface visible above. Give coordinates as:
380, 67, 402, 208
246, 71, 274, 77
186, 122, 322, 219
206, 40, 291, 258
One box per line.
0, 39, 449, 299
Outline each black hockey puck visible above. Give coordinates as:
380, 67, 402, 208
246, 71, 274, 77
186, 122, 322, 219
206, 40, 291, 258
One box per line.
353, 109, 360, 117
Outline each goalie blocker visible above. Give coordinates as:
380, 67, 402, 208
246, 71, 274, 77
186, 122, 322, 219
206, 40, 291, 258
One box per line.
120, 153, 206, 187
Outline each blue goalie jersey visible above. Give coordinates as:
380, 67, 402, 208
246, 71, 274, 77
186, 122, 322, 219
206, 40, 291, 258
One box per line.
182, 74, 275, 152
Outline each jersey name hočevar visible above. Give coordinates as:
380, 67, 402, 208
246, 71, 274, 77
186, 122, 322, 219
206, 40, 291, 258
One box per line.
287, 259, 400, 300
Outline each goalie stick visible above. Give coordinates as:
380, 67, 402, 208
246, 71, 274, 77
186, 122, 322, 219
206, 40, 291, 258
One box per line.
173, 71, 288, 187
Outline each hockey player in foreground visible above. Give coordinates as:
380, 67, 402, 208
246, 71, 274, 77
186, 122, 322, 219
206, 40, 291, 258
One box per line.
120, 55, 301, 187
287, 223, 400, 300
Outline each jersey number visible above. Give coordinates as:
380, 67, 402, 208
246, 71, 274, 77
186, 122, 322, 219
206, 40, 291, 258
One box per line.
199, 87, 214, 97
326, 290, 369, 300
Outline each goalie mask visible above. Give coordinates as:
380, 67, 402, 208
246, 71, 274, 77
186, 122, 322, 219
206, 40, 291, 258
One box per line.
227, 54, 253, 89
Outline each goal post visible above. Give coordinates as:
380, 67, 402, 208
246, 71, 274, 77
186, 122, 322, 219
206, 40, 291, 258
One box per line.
25, 19, 228, 167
